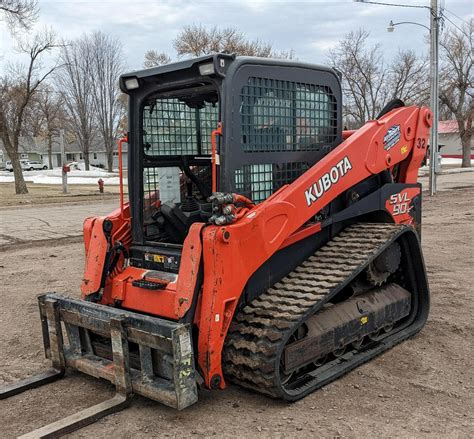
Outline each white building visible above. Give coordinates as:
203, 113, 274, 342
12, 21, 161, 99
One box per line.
0, 137, 128, 169
438, 120, 473, 159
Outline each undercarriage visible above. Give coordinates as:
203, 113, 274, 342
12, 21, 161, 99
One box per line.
223, 223, 429, 400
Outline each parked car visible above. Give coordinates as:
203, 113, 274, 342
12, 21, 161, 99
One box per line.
25, 160, 48, 171
5, 160, 48, 171
5, 160, 28, 171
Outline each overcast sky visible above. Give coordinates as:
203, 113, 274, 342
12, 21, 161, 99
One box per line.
1, 0, 472, 73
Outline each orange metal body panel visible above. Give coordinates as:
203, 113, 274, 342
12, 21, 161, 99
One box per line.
398, 109, 432, 184
81, 217, 108, 296
196, 106, 432, 387
81, 203, 131, 297
103, 265, 177, 316
81, 106, 432, 389
211, 123, 222, 193
98, 223, 205, 320
175, 223, 205, 318
342, 130, 356, 140
118, 136, 128, 219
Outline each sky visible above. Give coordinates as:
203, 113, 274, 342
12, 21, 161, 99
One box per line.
0, 0, 472, 74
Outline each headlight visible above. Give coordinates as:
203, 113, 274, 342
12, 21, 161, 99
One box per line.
198, 62, 215, 76
124, 77, 139, 90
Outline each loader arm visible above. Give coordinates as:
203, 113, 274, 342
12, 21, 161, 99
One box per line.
198, 105, 432, 388
81, 204, 132, 298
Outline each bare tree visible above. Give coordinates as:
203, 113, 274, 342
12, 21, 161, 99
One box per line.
56, 36, 95, 170
388, 50, 430, 106
0, 0, 38, 33
439, 21, 473, 168
0, 28, 58, 194
173, 24, 294, 58
144, 50, 171, 68
88, 31, 125, 172
35, 88, 65, 169
329, 30, 387, 127
329, 29, 430, 128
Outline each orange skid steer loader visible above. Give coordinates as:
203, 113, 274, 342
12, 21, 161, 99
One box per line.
1, 54, 431, 437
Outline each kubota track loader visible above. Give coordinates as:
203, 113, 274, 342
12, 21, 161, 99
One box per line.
1, 54, 431, 437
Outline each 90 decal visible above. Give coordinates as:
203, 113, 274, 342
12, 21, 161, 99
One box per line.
386, 188, 420, 225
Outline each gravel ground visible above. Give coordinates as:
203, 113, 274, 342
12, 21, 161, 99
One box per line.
0, 184, 473, 438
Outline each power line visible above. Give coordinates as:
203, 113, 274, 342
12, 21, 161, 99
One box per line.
442, 14, 471, 38
443, 8, 470, 26
354, 1, 429, 9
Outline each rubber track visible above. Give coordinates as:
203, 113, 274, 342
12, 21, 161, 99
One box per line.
222, 223, 404, 399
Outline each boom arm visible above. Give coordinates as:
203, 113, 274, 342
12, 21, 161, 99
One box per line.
249, 106, 430, 239
197, 106, 432, 388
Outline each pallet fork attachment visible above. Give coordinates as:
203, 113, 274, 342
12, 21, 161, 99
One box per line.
0, 293, 197, 437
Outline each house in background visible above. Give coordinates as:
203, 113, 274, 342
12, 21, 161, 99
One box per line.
0, 137, 43, 163
438, 120, 473, 159
0, 137, 128, 169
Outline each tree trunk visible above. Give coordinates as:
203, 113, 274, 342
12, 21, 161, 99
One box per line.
48, 133, 53, 169
106, 138, 114, 173
0, 134, 29, 195
84, 152, 90, 171
461, 134, 472, 168
107, 152, 113, 173
9, 148, 29, 194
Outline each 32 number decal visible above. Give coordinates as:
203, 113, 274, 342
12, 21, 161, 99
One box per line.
416, 138, 426, 149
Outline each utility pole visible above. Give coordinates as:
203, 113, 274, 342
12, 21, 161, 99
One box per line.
60, 128, 67, 194
356, 0, 441, 196
429, 0, 439, 196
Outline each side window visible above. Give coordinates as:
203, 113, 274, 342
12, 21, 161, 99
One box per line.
295, 87, 334, 144
235, 76, 337, 203
241, 77, 337, 153
234, 162, 309, 204
142, 99, 219, 156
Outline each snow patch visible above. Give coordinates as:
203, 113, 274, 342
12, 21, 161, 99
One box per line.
0, 166, 125, 185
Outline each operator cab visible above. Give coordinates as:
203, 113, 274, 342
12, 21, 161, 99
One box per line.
141, 84, 218, 244
120, 53, 342, 273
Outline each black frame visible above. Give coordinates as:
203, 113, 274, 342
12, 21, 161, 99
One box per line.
221, 61, 342, 196
121, 54, 342, 247
123, 73, 222, 245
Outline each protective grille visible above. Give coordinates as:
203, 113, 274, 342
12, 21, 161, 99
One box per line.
143, 99, 219, 156
241, 77, 337, 153
235, 162, 309, 203
143, 167, 160, 220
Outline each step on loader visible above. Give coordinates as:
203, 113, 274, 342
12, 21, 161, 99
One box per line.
1, 53, 431, 437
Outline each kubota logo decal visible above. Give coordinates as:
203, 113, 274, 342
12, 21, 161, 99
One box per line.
383, 124, 401, 151
305, 157, 353, 207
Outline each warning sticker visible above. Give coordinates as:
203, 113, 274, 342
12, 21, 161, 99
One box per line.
383, 124, 401, 151
179, 332, 192, 358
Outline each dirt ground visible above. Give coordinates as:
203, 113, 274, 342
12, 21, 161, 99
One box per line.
0, 185, 473, 438
0, 182, 124, 207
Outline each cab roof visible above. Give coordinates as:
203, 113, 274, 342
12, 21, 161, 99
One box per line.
119, 53, 340, 94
